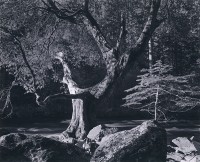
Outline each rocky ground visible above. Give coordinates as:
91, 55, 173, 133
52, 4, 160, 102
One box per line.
1, 120, 199, 162
0, 120, 167, 162
167, 136, 200, 162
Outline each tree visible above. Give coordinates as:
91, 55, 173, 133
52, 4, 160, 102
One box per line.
152, 0, 200, 75
0, 0, 61, 117
0, 0, 103, 117
0, 0, 164, 139
123, 60, 200, 120
42, 0, 164, 139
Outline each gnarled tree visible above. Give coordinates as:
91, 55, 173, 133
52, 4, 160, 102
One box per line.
40, 0, 164, 139
0, 0, 163, 139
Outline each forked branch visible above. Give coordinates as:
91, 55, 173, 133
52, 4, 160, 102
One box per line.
118, 0, 163, 73
41, 0, 163, 99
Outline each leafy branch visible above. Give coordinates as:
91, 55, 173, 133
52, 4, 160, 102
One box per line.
123, 60, 200, 120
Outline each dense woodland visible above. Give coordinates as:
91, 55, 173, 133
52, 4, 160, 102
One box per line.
0, 0, 200, 139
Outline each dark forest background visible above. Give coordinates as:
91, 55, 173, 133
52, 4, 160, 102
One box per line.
0, 0, 200, 123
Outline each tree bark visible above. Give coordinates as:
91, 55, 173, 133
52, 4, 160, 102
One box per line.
62, 96, 97, 139
55, 52, 98, 139
63, 99, 88, 139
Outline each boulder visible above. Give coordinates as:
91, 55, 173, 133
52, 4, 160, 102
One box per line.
91, 120, 167, 162
193, 140, 200, 154
182, 155, 200, 162
74, 138, 98, 155
0, 133, 91, 162
191, 136, 200, 154
167, 152, 184, 162
167, 136, 200, 162
167, 154, 200, 162
167, 145, 176, 153
87, 125, 104, 141
172, 137, 197, 154
87, 124, 124, 143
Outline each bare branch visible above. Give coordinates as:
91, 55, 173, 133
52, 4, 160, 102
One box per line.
157, 108, 167, 120
43, 0, 112, 51
39, 0, 163, 100
43, 19, 61, 55
15, 38, 37, 89
134, 0, 163, 51
117, 0, 163, 76
82, 13, 112, 54
0, 26, 37, 93
35, 91, 91, 107
88, 0, 162, 98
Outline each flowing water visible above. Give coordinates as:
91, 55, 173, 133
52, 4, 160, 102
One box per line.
1, 119, 200, 143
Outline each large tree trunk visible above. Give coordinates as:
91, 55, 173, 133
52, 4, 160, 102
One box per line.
63, 97, 97, 139
45, 0, 163, 139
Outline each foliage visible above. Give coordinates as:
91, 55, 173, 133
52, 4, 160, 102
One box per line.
0, 0, 57, 92
153, 0, 200, 75
0, 0, 163, 93
0, 0, 105, 93
123, 60, 200, 120
0, 0, 200, 120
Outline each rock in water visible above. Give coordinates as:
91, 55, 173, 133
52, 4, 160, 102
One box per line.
87, 124, 104, 141
91, 120, 167, 162
172, 137, 197, 154
0, 133, 91, 162
167, 152, 184, 162
87, 124, 123, 143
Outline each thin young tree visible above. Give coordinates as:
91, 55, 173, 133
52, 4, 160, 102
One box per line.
123, 60, 200, 120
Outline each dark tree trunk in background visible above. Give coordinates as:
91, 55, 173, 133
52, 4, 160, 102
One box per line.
45, 0, 163, 139
149, 38, 153, 70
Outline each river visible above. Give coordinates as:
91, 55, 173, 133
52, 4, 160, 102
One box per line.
1, 119, 200, 143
